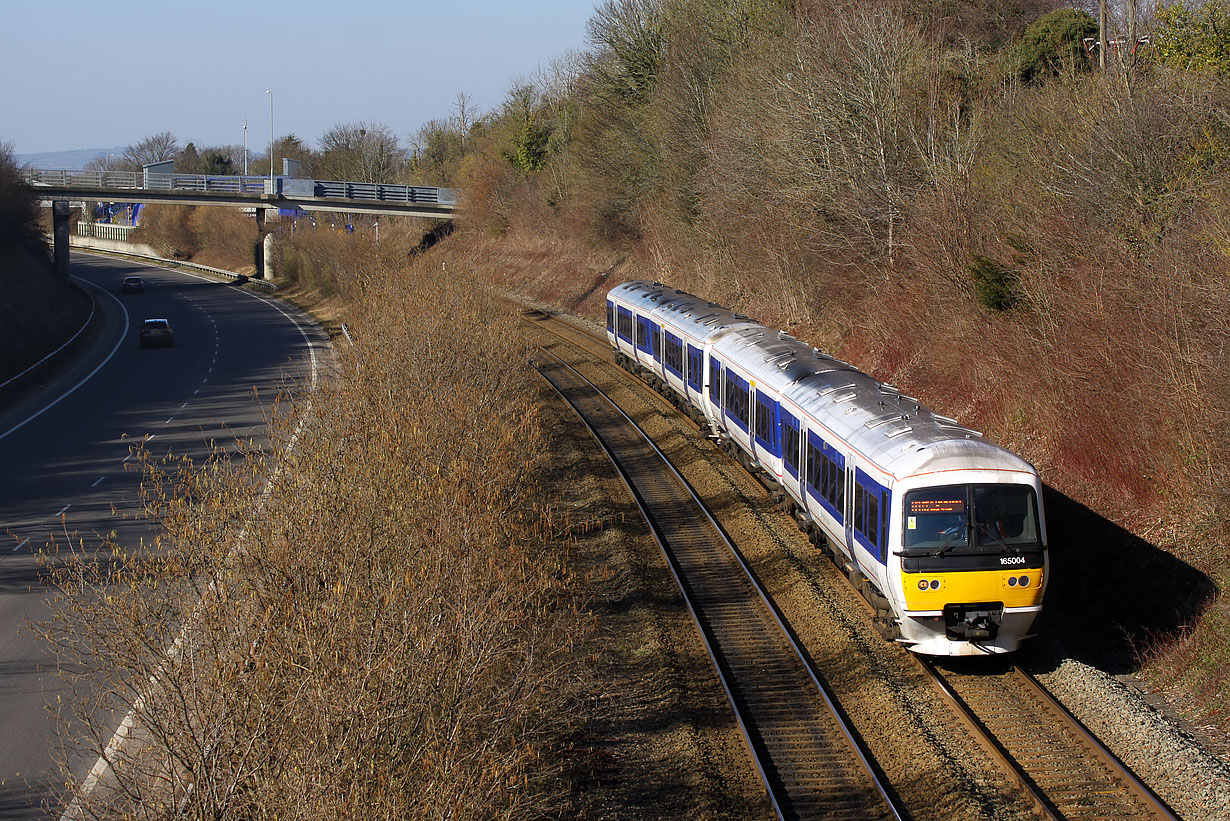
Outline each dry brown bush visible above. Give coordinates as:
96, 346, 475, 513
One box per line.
132, 205, 200, 259
43, 260, 586, 819
186, 208, 259, 273
270, 223, 378, 299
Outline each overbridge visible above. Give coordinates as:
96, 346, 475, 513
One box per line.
23, 168, 459, 277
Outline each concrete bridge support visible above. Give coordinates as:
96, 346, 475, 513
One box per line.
52, 200, 71, 278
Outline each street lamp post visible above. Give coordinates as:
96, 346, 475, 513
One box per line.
266, 90, 274, 183
243, 119, 248, 176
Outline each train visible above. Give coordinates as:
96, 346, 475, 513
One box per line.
606, 281, 1048, 656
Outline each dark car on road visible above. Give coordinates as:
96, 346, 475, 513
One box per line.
121, 276, 144, 293
139, 318, 174, 348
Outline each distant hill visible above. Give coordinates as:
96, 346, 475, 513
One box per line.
15, 147, 127, 170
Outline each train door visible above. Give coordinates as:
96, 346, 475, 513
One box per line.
844, 463, 855, 554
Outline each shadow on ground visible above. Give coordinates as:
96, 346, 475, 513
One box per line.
1025, 485, 1216, 676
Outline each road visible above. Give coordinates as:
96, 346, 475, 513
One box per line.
0, 252, 323, 819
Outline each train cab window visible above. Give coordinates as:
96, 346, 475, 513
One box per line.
606, 302, 614, 332
655, 327, 663, 360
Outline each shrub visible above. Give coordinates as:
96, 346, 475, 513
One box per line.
1154, 0, 1230, 75
1016, 8, 1098, 84
967, 254, 1020, 312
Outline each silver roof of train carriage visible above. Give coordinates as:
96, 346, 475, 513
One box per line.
782, 367, 1036, 482
610, 281, 761, 344
610, 281, 1036, 483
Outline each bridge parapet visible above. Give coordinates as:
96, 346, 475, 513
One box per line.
21, 168, 458, 211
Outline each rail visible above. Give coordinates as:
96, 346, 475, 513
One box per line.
920, 659, 1179, 821
533, 333, 903, 821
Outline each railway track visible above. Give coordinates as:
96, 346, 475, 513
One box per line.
921, 659, 1178, 821
534, 342, 903, 820
519, 305, 1181, 821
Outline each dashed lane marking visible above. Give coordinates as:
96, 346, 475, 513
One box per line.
91, 476, 105, 487
56, 504, 71, 516
13, 538, 29, 553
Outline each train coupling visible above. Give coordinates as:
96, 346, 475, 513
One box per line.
944, 602, 1003, 641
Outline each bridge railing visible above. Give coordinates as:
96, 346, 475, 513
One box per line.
21, 168, 457, 207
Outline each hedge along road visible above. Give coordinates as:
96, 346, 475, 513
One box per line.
0, 251, 323, 819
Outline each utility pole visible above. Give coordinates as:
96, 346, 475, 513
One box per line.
1099, 0, 1107, 71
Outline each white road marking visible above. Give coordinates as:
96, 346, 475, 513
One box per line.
165, 418, 174, 425
91, 476, 105, 487
13, 538, 29, 553
0, 287, 96, 390
56, 504, 71, 516
0, 282, 129, 442
193, 389, 199, 396
64, 273, 321, 820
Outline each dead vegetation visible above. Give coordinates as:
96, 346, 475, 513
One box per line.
42, 259, 591, 819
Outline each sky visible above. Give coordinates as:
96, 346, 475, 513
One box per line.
0, 0, 599, 157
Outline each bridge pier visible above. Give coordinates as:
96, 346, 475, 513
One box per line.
253, 208, 276, 280
52, 200, 71, 278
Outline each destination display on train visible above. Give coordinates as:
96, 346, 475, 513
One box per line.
908, 498, 966, 514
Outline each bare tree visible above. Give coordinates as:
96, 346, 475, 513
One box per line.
120, 132, 180, 170
316, 121, 407, 183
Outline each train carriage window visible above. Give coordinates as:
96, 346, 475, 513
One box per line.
617, 307, 633, 340
688, 346, 702, 390
866, 491, 879, 550
755, 394, 771, 446
663, 332, 684, 375
782, 417, 800, 474
854, 484, 866, 535
655, 327, 663, 360
636, 317, 647, 350
710, 359, 721, 405
722, 374, 750, 428
835, 465, 845, 512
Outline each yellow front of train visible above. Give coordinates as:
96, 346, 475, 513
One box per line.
890, 470, 1048, 656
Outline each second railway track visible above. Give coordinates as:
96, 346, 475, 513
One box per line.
535, 344, 902, 820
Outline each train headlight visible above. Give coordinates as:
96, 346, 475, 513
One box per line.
918, 579, 929, 590
1008, 577, 1018, 587
1019, 576, 1030, 587
929, 579, 940, 590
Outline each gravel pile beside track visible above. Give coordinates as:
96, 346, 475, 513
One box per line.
1028, 650, 1230, 821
